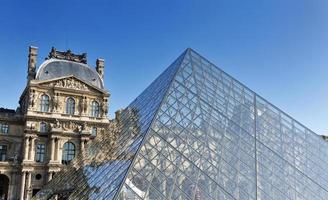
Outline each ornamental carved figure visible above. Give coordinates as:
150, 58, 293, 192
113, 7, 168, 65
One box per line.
29, 92, 35, 108
53, 94, 62, 112
51, 118, 61, 129
63, 121, 82, 133
52, 94, 59, 111
48, 47, 87, 64
54, 78, 89, 91
82, 121, 89, 131
80, 96, 88, 114
101, 101, 108, 116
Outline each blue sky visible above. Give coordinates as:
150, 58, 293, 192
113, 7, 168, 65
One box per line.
0, 0, 327, 134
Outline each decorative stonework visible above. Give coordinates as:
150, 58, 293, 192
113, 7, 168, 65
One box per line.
79, 96, 88, 115
101, 98, 109, 117
47, 47, 87, 64
28, 90, 36, 109
43, 78, 90, 92
52, 93, 62, 112
50, 119, 61, 129
62, 121, 83, 133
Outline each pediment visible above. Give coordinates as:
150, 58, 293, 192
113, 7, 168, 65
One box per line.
36, 76, 107, 94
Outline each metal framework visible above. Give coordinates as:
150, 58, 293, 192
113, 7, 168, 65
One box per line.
35, 49, 328, 200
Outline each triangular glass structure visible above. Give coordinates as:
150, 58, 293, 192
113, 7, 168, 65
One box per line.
36, 49, 328, 200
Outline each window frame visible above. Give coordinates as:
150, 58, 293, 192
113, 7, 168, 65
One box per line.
0, 124, 9, 134
39, 122, 48, 133
35, 143, 45, 163
66, 97, 75, 115
40, 94, 50, 112
91, 101, 100, 117
0, 145, 7, 161
62, 142, 76, 165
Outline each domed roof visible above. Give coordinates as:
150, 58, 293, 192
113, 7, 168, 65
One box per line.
36, 59, 104, 89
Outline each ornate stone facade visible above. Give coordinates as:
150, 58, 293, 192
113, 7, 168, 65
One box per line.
0, 47, 115, 200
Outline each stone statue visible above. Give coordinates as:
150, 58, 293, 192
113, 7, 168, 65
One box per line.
52, 94, 58, 111
81, 97, 88, 114
29, 92, 35, 108
82, 121, 89, 131
102, 101, 108, 116
53, 119, 61, 129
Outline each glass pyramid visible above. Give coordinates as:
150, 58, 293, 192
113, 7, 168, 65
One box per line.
36, 49, 328, 200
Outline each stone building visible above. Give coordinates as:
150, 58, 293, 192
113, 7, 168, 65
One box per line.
0, 46, 111, 200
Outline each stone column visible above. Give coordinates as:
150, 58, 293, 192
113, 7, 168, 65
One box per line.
26, 172, 32, 200
81, 139, 85, 151
30, 138, 36, 161
24, 138, 29, 161
20, 172, 26, 200
50, 138, 55, 162
55, 138, 59, 161
57, 138, 62, 162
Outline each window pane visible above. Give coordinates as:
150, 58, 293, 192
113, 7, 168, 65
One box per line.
0, 124, 9, 134
91, 101, 100, 117
35, 144, 45, 163
66, 97, 75, 115
40, 122, 47, 133
0, 145, 7, 161
40, 95, 49, 112
62, 142, 75, 165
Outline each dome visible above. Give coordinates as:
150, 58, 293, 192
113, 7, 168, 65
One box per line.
36, 59, 104, 89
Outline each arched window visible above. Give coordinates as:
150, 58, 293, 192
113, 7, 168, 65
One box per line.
62, 142, 75, 165
66, 97, 75, 115
40, 122, 47, 133
40, 94, 49, 112
91, 101, 100, 117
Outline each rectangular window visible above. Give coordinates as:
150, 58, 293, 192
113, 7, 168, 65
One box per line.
0, 124, 9, 134
91, 127, 97, 136
40, 122, 47, 133
0, 145, 7, 161
35, 144, 45, 163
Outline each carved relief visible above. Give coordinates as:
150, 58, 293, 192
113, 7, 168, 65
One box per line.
41, 78, 90, 92
82, 121, 89, 131
51, 119, 61, 129
63, 121, 83, 133
57, 78, 89, 91
26, 121, 36, 130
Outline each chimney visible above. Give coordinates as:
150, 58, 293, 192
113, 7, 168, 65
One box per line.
27, 46, 38, 81
96, 58, 105, 81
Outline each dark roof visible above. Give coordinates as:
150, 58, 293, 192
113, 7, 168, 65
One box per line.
36, 59, 103, 89
0, 108, 15, 114
0, 108, 16, 117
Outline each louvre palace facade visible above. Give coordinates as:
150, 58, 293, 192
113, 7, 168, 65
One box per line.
0, 46, 115, 200
1, 47, 328, 200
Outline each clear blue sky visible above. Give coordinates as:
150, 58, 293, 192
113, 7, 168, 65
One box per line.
0, 0, 327, 134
